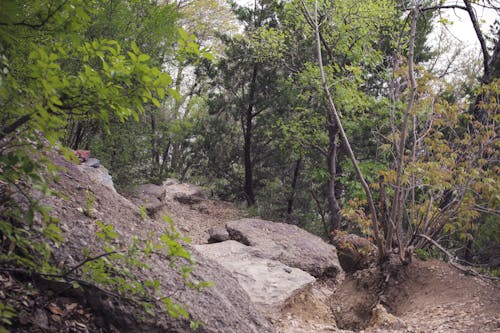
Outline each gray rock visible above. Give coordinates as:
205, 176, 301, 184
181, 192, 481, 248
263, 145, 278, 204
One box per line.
135, 183, 165, 199
82, 157, 100, 168
194, 241, 315, 321
208, 225, 230, 243
46, 159, 274, 333
78, 164, 115, 192
80, 246, 276, 333
172, 245, 276, 333
164, 183, 208, 204
131, 184, 165, 216
226, 218, 342, 278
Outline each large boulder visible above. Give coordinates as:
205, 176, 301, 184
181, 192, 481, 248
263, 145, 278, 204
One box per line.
164, 182, 208, 204
225, 219, 342, 278
131, 183, 165, 215
170, 245, 276, 333
78, 161, 115, 192
208, 225, 230, 243
193, 241, 315, 321
130, 181, 210, 216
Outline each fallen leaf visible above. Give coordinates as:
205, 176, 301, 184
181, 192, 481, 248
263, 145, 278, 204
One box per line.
51, 314, 61, 322
75, 321, 87, 329
65, 303, 79, 313
48, 303, 64, 315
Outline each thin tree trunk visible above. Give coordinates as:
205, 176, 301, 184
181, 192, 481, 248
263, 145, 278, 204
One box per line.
243, 64, 259, 206
327, 125, 342, 231
287, 158, 302, 215
150, 113, 160, 178
300, 0, 385, 258
390, 6, 418, 262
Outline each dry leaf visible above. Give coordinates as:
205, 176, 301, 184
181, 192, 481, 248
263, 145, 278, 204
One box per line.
65, 303, 79, 312
48, 303, 64, 315
75, 321, 87, 329
51, 314, 61, 322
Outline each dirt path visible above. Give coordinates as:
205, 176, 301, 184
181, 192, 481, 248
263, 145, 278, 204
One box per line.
379, 258, 500, 333
157, 198, 242, 244
163, 197, 499, 333
111, 186, 500, 333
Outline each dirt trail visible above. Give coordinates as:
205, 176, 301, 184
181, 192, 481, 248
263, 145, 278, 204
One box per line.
379, 258, 500, 333
166, 197, 500, 333
156, 198, 242, 244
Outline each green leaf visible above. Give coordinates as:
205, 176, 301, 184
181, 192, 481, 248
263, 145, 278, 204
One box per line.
168, 88, 180, 101
138, 54, 150, 62
151, 97, 161, 107
131, 41, 140, 55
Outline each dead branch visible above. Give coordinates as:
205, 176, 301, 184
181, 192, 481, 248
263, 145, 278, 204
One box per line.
416, 234, 500, 283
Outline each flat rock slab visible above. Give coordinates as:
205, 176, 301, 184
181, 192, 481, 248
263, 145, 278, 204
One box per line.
164, 183, 207, 204
226, 218, 342, 278
194, 241, 315, 320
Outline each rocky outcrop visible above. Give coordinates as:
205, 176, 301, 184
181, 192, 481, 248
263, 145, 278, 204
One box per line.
196, 219, 344, 324
132, 183, 165, 215
128, 181, 209, 217
129, 181, 209, 217
225, 218, 342, 278
208, 225, 230, 243
40, 153, 274, 333
194, 241, 315, 321
78, 159, 115, 192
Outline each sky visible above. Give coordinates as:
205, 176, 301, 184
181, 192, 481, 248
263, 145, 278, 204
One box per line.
436, 2, 498, 49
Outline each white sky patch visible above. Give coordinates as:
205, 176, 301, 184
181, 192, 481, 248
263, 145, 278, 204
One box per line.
432, 3, 498, 50
425, 2, 498, 81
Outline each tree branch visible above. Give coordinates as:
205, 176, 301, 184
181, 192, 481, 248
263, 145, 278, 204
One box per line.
0, 115, 32, 141
64, 251, 118, 277
463, 0, 491, 81
420, 5, 467, 12
0, 0, 71, 29
416, 234, 499, 282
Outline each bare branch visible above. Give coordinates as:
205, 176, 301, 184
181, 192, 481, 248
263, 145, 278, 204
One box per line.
0, 0, 71, 29
64, 251, 118, 277
416, 234, 500, 282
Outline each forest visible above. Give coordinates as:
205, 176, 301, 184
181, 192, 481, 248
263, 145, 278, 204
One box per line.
0, 0, 499, 330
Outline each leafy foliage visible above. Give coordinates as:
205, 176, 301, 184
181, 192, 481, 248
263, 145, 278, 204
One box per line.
0, 0, 211, 330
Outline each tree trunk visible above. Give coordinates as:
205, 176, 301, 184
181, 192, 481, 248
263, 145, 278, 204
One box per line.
242, 64, 259, 206
327, 124, 342, 232
389, 6, 418, 262
287, 158, 302, 215
300, 0, 385, 258
150, 113, 160, 179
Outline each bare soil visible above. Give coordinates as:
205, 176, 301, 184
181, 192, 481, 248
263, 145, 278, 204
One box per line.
275, 258, 500, 333
154, 197, 242, 244
379, 258, 500, 333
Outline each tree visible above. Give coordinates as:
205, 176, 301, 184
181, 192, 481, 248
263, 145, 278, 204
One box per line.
278, 0, 397, 238
205, 0, 286, 206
